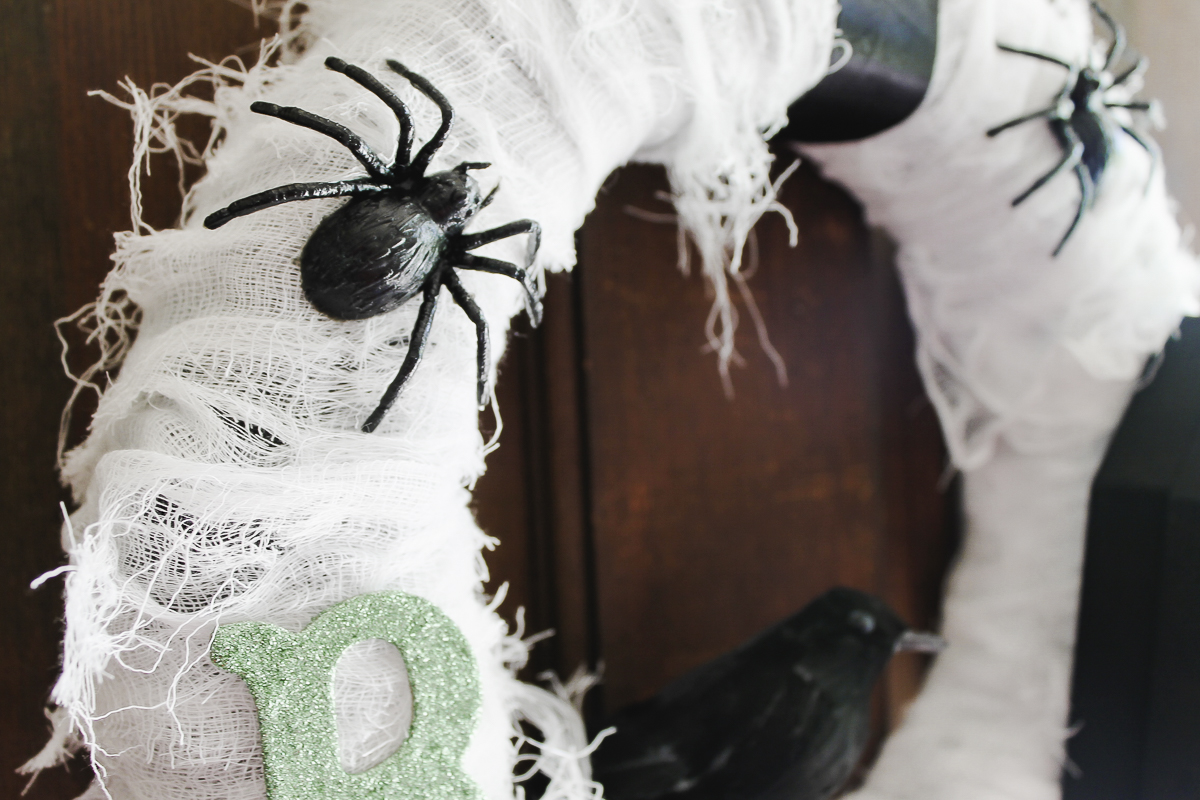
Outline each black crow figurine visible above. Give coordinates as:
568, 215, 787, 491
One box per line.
589, 587, 945, 800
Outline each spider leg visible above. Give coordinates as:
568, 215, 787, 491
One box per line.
997, 43, 1075, 70
457, 254, 544, 326
987, 104, 1065, 138
204, 179, 385, 229
1013, 133, 1084, 206
251, 101, 389, 179
324, 57, 415, 170
1054, 130, 1096, 256
459, 219, 542, 263
386, 60, 454, 176
1111, 56, 1147, 88
1091, 2, 1127, 72
1120, 123, 1161, 194
441, 269, 491, 407
1105, 101, 1153, 112
479, 185, 499, 210
361, 275, 441, 433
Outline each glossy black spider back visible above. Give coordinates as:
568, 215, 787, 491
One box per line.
203, 59, 543, 432
301, 193, 443, 320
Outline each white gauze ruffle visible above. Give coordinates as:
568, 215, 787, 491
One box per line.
38, 2, 837, 799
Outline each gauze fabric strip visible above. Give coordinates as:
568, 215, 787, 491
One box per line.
798, 0, 1200, 797
41, 2, 838, 799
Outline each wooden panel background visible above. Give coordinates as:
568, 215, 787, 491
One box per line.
2, 2, 956, 798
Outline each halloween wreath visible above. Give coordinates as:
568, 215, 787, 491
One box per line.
20, 0, 1196, 799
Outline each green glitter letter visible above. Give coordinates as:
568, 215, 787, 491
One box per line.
211, 592, 482, 800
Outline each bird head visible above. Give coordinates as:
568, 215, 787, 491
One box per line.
778, 588, 945, 697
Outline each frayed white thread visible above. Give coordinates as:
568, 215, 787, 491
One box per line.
670, 154, 804, 393
827, 31, 854, 75
511, 668, 610, 800
626, 159, 801, 393
55, 294, 140, 466
31, 565, 76, 591
17, 707, 84, 793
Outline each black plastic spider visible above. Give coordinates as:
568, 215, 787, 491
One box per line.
204, 57, 542, 433
987, 2, 1160, 256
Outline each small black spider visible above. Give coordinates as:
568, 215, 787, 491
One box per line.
204, 57, 542, 433
987, 2, 1160, 256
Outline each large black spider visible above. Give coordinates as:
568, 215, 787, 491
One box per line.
987, 2, 1160, 256
204, 57, 542, 433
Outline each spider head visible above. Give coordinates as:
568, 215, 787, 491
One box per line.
1070, 69, 1104, 112
419, 163, 490, 232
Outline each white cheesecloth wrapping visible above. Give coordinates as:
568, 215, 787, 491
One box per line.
32, 2, 837, 799
799, 0, 1199, 796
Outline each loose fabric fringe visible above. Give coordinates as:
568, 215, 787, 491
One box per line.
34, 2, 837, 799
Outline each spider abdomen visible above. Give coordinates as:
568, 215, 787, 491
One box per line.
1071, 109, 1113, 188
300, 194, 444, 320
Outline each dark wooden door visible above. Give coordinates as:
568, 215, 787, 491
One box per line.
476, 162, 955, 725
2, 3, 955, 798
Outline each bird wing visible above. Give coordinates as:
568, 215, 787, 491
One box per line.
593, 654, 805, 800
734, 679, 866, 800
595, 661, 870, 800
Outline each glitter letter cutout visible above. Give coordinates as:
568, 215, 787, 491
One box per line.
210, 592, 482, 800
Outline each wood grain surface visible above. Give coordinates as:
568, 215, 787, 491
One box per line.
2, 2, 266, 797
2, 2, 954, 797
571, 164, 953, 720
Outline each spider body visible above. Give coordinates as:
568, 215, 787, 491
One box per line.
301, 170, 482, 320
987, 2, 1159, 255
1065, 70, 1114, 188
205, 57, 542, 432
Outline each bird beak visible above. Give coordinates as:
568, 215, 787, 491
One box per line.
894, 630, 947, 654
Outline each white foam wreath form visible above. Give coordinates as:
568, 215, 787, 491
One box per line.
799, 0, 1199, 797
31, 2, 837, 799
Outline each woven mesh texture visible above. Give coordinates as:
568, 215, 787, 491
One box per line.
38, 2, 837, 798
